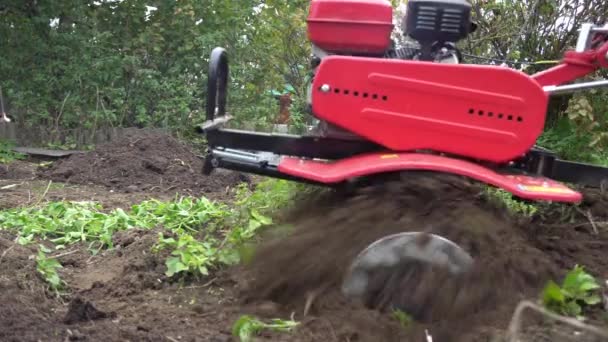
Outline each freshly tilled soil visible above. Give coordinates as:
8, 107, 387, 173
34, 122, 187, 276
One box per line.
240, 173, 608, 341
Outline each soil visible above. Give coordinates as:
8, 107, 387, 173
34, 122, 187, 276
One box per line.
0, 179, 178, 210
39, 128, 251, 200
240, 173, 572, 342
0, 159, 38, 180
1, 131, 608, 342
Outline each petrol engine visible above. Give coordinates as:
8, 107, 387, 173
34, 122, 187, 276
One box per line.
305, 0, 476, 136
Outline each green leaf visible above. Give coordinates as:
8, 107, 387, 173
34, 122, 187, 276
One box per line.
232, 315, 261, 342
218, 249, 241, 266
247, 219, 262, 231
165, 257, 188, 277
579, 281, 601, 291
250, 209, 272, 225
542, 281, 564, 304
198, 265, 209, 275
584, 294, 602, 305
39, 244, 52, 253
565, 301, 582, 317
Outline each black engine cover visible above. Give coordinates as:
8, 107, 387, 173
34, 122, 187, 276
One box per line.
404, 0, 473, 44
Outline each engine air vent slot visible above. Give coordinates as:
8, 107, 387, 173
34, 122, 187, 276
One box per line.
317, 86, 388, 102
468, 108, 523, 123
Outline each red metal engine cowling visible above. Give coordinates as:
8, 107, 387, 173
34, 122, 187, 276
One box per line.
307, 0, 394, 55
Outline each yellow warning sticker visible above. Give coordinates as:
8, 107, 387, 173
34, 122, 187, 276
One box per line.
518, 185, 574, 194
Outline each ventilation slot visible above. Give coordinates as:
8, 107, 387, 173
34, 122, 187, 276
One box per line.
319, 87, 388, 102
468, 108, 523, 123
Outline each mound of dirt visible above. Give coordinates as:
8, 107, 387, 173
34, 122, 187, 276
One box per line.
40, 128, 250, 198
240, 173, 567, 342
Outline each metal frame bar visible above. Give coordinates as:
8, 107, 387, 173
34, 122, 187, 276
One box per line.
203, 130, 608, 189
205, 128, 384, 160
576, 23, 608, 52
544, 79, 608, 95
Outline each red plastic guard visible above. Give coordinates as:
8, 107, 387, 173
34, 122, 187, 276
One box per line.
278, 153, 582, 203
312, 56, 549, 163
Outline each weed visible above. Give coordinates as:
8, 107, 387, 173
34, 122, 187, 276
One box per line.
484, 187, 539, 217
231, 314, 299, 342
392, 309, 413, 328
0, 197, 228, 252
233, 179, 305, 217
0, 179, 304, 280
541, 265, 602, 320
153, 180, 300, 278
155, 233, 220, 277
35, 245, 65, 295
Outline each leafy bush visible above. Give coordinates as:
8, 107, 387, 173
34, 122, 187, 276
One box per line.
541, 265, 602, 319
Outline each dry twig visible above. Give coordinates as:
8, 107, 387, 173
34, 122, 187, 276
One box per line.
575, 207, 599, 235
506, 300, 608, 342
0, 245, 15, 265
34, 180, 53, 207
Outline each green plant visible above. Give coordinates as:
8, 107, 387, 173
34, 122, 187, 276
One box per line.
0, 197, 229, 251
152, 180, 300, 278
0, 179, 305, 280
484, 187, 539, 217
541, 265, 602, 319
392, 308, 413, 328
155, 233, 220, 277
0, 140, 25, 164
35, 245, 65, 295
231, 315, 299, 342
130, 196, 230, 234
234, 179, 303, 215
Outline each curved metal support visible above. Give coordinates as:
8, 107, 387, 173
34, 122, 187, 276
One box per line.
206, 47, 229, 121
277, 152, 583, 203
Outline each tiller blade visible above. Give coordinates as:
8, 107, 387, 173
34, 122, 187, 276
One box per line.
341, 232, 473, 315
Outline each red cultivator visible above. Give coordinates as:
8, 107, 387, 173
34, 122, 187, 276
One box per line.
201, 0, 608, 313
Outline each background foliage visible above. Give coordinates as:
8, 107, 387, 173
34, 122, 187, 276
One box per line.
1, 0, 607, 160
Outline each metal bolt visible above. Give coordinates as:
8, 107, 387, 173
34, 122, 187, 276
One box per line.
320, 84, 331, 93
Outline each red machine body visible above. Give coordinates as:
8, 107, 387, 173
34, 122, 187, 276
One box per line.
203, 3, 608, 321
311, 57, 549, 163
307, 0, 394, 54
203, 0, 608, 205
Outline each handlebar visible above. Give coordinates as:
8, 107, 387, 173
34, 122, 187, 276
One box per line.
206, 47, 229, 122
